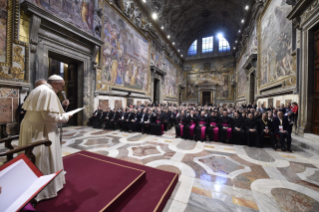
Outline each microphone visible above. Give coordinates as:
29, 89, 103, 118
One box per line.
61, 91, 67, 101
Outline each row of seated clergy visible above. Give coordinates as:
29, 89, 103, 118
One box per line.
175, 110, 292, 152
101, 108, 177, 135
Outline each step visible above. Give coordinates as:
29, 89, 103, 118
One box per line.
292, 134, 319, 155
36, 152, 146, 212
36, 151, 179, 212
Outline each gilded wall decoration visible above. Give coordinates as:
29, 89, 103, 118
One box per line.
0, 1, 7, 63
32, 0, 94, 35
259, 0, 295, 88
0, 0, 29, 82
0, 87, 19, 124
150, 41, 163, 70
163, 57, 178, 98
99, 2, 150, 94
237, 48, 249, 98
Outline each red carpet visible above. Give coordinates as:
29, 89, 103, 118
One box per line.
36, 151, 179, 212
36, 153, 145, 212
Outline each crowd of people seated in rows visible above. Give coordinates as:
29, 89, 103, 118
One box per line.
88, 101, 298, 153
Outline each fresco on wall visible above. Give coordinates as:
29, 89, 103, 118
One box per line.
260, 0, 294, 87
163, 58, 178, 98
186, 73, 231, 99
150, 41, 163, 70
237, 50, 248, 98
101, 2, 149, 93
189, 57, 234, 73
217, 74, 230, 98
32, 0, 94, 35
0, 1, 7, 63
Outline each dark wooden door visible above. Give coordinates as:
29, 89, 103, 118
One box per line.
67, 62, 78, 125
202, 92, 211, 105
313, 29, 319, 135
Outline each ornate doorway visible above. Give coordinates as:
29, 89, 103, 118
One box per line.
202, 91, 212, 105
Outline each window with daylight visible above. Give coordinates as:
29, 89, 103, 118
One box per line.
219, 37, 230, 52
202, 36, 214, 53
187, 40, 197, 56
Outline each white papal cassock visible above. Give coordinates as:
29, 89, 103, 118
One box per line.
19, 83, 69, 202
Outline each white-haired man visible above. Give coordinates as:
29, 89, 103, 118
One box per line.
19, 75, 71, 202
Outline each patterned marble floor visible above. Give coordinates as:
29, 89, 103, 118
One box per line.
4, 126, 319, 212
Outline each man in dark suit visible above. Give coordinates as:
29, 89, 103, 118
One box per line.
141, 110, 153, 134
103, 108, 113, 130
109, 108, 120, 130
273, 111, 292, 152
257, 112, 276, 150
126, 109, 136, 132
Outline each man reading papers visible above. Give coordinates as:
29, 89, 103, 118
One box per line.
19, 75, 72, 202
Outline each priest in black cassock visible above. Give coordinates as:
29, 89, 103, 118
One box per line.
245, 113, 258, 147
195, 111, 208, 142
141, 110, 153, 134
175, 110, 186, 138
127, 109, 136, 132
219, 111, 233, 143
232, 111, 245, 145
207, 111, 220, 141
257, 112, 276, 149
150, 110, 164, 135
184, 110, 196, 140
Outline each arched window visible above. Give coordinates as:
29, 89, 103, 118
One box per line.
202, 36, 214, 53
187, 40, 197, 56
219, 37, 230, 52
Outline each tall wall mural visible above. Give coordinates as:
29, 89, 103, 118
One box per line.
259, 0, 295, 87
32, 0, 94, 35
163, 57, 178, 98
0, 1, 7, 63
237, 47, 249, 98
150, 41, 163, 70
185, 56, 234, 100
248, 25, 258, 55
97, 2, 150, 94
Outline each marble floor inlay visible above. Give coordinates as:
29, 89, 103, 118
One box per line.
3, 126, 319, 212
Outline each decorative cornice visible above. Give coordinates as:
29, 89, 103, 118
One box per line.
243, 54, 257, 74
286, 0, 316, 20
21, 1, 103, 46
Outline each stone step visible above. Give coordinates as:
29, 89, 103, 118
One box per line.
304, 133, 319, 143
292, 134, 319, 155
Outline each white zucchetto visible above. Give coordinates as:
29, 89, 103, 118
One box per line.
48, 74, 64, 81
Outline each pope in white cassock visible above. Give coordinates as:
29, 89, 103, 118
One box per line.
19, 75, 71, 202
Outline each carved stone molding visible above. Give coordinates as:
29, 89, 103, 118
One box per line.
29, 15, 41, 53
243, 54, 257, 75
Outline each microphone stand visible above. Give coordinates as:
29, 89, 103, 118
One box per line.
60, 93, 68, 145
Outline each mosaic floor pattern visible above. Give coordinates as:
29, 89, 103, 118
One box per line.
3, 126, 319, 212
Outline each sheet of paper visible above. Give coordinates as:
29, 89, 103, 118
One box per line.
0, 160, 38, 211
65, 107, 84, 116
5, 173, 58, 212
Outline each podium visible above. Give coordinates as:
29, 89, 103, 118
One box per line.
0, 154, 62, 212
